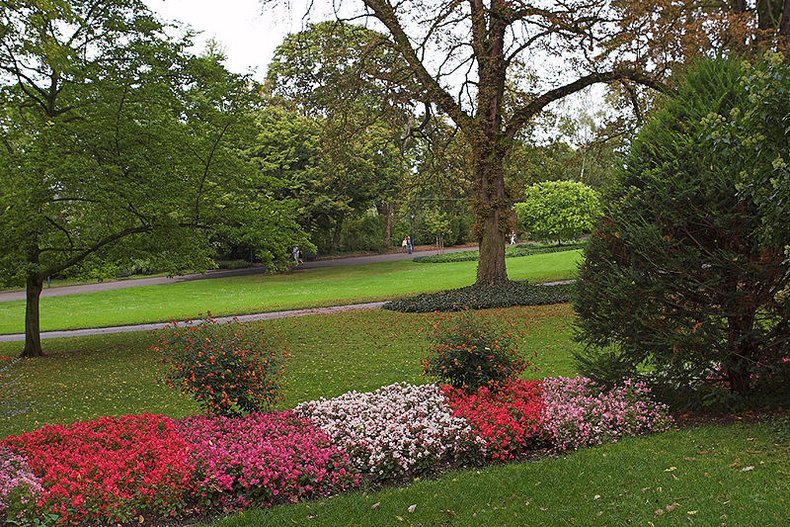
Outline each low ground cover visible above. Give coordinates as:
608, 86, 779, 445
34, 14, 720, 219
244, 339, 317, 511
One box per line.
412, 242, 586, 264
0, 250, 581, 335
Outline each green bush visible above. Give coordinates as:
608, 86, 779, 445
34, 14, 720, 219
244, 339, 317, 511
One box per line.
413, 243, 586, 264
515, 181, 600, 243
422, 309, 527, 390
574, 55, 789, 403
153, 317, 287, 416
383, 281, 574, 312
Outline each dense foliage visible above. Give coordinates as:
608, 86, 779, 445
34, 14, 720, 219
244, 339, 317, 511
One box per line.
515, 181, 601, 243
383, 282, 574, 312
422, 310, 527, 390
154, 319, 286, 416
575, 55, 790, 403
413, 244, 585, 264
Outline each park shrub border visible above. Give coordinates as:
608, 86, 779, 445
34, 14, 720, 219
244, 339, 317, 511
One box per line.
383, 281, 575, 312
1, 377, 671, 525
412, 243, 586, 264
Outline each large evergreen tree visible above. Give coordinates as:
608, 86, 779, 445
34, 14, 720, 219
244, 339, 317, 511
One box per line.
575, 55, 789, 399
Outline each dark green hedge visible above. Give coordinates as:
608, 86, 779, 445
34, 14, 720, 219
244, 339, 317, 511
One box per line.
413, 243, 586, 264
383, 281, 575, 312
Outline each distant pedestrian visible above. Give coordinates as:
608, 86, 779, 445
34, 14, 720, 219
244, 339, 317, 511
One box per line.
406, 236, 413, 254
510, 231, 517, 245
402, 237, 408, 253
292, 246, 303, 265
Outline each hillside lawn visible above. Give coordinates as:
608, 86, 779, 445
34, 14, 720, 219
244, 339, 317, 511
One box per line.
0, 250, 581, 335
1, 305, 785, 526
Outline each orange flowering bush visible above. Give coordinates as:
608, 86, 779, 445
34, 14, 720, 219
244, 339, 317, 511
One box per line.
422, 309, 527, 390
153, 317, 286, 417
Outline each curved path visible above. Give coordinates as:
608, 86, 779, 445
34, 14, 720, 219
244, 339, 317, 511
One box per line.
0, 302, 387, 342
0, 245, 476, 303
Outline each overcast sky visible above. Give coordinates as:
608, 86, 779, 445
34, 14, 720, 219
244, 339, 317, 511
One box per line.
144, 0, 330, 80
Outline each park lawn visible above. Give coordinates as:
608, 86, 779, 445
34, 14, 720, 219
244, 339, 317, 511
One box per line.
0, 250, 581, 335
1, 303, 786, 527
206, 421, 789, 527
0, 304, 579, 436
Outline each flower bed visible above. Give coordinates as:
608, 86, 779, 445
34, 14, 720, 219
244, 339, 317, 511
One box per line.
179, 411, 358, 511
295, 383, 485, 483
1, 377, 672, 524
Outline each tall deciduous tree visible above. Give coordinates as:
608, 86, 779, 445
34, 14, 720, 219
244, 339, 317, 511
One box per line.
0, 1, 305, 356
265, 1, 670, 284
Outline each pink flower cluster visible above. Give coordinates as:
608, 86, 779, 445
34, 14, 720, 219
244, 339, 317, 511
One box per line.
0, 446, 42, 518
296, 383, 484, 482
179, 411, 358, 511
541, 377, 673, 451
442, 379, 546, 460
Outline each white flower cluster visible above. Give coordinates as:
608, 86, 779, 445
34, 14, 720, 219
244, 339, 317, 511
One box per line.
295, 383, 484, 483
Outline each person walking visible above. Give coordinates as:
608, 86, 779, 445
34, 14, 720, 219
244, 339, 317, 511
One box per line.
402, 237, 408, 253
406, 236, 413, 254
292, 246, 303, 265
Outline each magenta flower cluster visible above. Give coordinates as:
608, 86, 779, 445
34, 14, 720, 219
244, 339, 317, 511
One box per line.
296, 383, 485, 482
541, 377, 673, 451
179, 411, 359, 512
0, 447, 42, 518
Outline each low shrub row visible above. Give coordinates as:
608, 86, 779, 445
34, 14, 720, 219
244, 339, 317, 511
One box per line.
412, 243, 586, 264
1, 378, 671, 525
383, 281, 575, 312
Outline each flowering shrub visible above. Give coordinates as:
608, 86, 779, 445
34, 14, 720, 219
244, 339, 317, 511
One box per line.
442, 379, 546, 460
541, 377, 673, 451
422, 309, 527, 390
2, 414, 193, 524
296, 383, 484, 483
1, 446, 43, 522
154, 317, 286, 416
179, 411, 358, 511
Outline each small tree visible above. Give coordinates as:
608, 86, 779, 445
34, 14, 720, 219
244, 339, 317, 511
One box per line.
515, 181, 601, 244
575, 55, 789, 401
155, 318, 287, 417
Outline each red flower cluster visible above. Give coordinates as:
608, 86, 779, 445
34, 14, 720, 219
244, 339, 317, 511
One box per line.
3, 414, 193, 524
442, 379, 546, 461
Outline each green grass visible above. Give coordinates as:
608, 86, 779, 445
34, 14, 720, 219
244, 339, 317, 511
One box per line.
206, 422, 789, 527
1, 303, 787, 527
0, 304, 578, 436
0, 250, 581, 334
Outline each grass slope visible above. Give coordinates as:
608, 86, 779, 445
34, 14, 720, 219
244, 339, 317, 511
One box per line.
0, 305, 578, 436
0, 250, 581, 335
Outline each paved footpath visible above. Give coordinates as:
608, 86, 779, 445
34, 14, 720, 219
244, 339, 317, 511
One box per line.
0, 302, 387, 342
0, 245, 476, 303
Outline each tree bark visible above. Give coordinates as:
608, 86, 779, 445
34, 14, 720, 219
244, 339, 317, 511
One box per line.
473, 144, 509, 285
21, 274, 45, 358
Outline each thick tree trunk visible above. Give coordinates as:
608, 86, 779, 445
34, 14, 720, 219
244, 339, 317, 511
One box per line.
21, 274, 44, 358
377, 202, 393, 246
473, 145, 509, 285
725, 310, 757, 394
